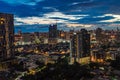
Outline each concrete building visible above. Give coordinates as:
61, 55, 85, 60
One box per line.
70, 29, 90, 64
48, 24, 58, 44
0, 13, 14, 61
49, 24, 57, 38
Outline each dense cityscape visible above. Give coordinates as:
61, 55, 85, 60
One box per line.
1, 0, 120, 80
0, 12, 120, 80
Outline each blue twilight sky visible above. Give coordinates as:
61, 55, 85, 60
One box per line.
0, 0, 120, 33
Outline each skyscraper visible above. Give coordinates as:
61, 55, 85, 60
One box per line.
95, 28, 103, 42
48, 24, 58, 44
49, 24, 57, 38
70, 29, 90, 64
0, 13, 14, 61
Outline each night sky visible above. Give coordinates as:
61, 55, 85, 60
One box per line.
0, 0, 120, 33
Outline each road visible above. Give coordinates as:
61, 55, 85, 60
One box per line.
15, 66, 46, 80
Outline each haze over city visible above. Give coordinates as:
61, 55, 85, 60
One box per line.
0, 0, 120, 33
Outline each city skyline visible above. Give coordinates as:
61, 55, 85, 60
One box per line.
0, 2, 120, 79
0, 0, 120, 33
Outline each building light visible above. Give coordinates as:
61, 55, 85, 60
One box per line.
0, 36, 3, 38
0, 21, 3, 24
73, 32, 76, 35
61, 33, 64, 37
0, 18, 5, 21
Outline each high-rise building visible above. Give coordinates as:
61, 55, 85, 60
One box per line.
49, 24, 57, 38
48, 24, 58, 44
70, 29, 90, 64
58, 30, 66, 39
95, 28, 103, 42
0, 13, 14, 61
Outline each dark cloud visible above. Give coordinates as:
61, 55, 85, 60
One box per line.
0, 0, 120, 32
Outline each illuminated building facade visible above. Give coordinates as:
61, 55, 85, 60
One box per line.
70, 29, 90, 64
0, 13, 14, 61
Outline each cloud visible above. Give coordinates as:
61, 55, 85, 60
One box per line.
15, 12, 89, 25
43, 12, 88, 20
15, 16, 68, 25
1, 0, 43, 5
42, 7, 59, 11
99, 14, 120, 23
1, 0, 120, 32
66, 23, 93, 28
70, 0, 94, 6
